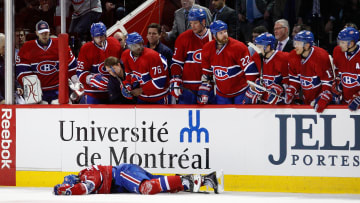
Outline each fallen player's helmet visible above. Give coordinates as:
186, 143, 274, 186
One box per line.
62, 174, 79, 185
188, 8, 207, 22
210, 20, 228, 37
294, 30, 314, 46
338, 27, 359, 42
126, 32, 143, 45
255, 32, 276, 50
90, 22, 106, 37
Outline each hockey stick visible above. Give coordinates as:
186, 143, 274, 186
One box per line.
247, 80, 285, 100
248, 42, 264, 85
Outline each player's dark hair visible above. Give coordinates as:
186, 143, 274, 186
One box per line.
147, 23, 161, 34
252, 26, 268, 35
104, 56, 120, 67
344, 22, 359, 30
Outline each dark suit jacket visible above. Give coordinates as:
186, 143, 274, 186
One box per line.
166, 4, 212, 41
212, 6, 238, 39
276, 39, 293, 52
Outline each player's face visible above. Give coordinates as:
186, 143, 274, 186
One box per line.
147, 28, 160, 45
36, 31, 50, 44
216, 30, 228, 45
338, 40, 354, 52
93, 35, 106, 47
190, 20, 205, 34
105, 63, 123, 78
129, 43, 144, 57
293, 40, 305, 55
256, 44, 266, 55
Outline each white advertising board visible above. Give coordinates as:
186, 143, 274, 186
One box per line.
16, 107, 360, 177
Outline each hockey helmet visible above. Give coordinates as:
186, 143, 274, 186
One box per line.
126, 32, 144, 45
90, 22, 106, 37
337, 27, 359, 42
293, 30, 314, 46
210, 20, 228, 36
188, 8, 207, 22
255, 32, 276, 50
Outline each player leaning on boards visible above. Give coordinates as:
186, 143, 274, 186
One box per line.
249, 32, 289, 104
76, 22, 123, 104
16, 20, 78, 104
170, 8, 213, 104
199, 20, 259, 104
54, 163, 223, 195
285, 30, 337, 113
333, 27, 360, 111
121, 32, 169, 104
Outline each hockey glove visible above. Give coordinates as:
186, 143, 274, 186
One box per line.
284, 86, 297, 104
266, 83, 283, 104
313, 90, 332, 113
54, 184, 73, 195
348, 96, 360, 111
197, 83, 212, 104
170, 75, 183, 98
253, 78, 266, 95
121, 83, 133, 100
89, 74, 108, 90
243, 87, 260, 104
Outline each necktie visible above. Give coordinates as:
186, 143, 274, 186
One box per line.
185, 10, 189, 29
277, 42, 283, 51
246, 0, 254, 23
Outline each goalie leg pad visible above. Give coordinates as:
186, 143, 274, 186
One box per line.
22, 75, 42, 104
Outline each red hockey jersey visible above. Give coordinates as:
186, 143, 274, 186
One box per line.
77, 37, 122, 99
288, 46, 333, 104
16, 38, 77, 90
333, 45, 360, 103
122, 47, 169, 102
171, 29, 211, 91
252, 50, 289, 86
67, 165, 113, 195
201, 38, 259, 97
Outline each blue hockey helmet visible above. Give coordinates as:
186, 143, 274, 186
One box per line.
210, 20, 228, 36
337, 27, 359, 42
188, 8, 207, 22
254, 32, 276, 50
90, 22, 106, 37
294, 30, 314, 46
126, 32, 144, 45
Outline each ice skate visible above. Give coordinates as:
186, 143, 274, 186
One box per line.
181, 174, 202, 193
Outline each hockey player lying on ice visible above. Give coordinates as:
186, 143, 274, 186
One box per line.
54, 163, 222, 195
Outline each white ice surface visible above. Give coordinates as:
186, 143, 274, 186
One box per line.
0, 187, 360, 203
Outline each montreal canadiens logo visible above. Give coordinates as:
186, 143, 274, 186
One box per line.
213, 66, 228, 80
300, 76, 315, 90
342, 73, 359, 88
37, 61, 57, 75
192, 50, 202, 63
98, 63, 108, 75
263, 75, 276, 86
132, 72, 144, 84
